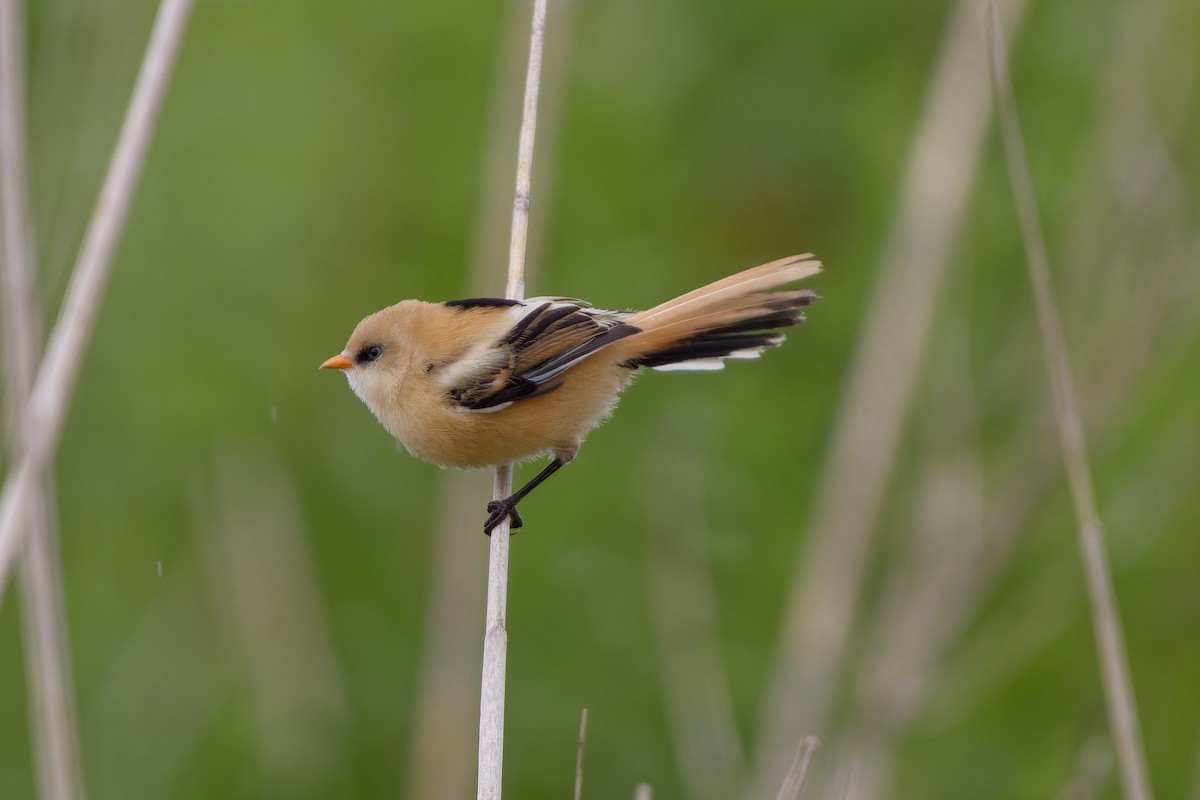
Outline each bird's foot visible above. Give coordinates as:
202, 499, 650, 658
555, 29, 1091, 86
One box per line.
484, 497, 524, 536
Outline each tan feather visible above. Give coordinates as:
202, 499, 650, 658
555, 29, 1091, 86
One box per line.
613, 254, 822, 365
632, 254, 819, 325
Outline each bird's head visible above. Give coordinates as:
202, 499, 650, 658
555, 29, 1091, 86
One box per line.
321, 303, 415, 414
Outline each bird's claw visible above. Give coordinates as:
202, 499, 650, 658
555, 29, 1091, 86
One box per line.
484, 498, 523, 536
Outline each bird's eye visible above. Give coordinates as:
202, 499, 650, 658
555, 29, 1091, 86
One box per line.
358, 344, 384, 363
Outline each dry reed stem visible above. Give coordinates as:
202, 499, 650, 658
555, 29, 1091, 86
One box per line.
774, 737, 819, 800
408, 472, 490, 800
0, 2, 36, 392
985, 7, 1153, 799
2, 1, 87, 795
751, 0, 1029, 791
0, 0, 195, 597
478, 0, 548, 796
574, 708, 588, 800
409, 0, 575, 790
16, 496, 83, 800
479, 464, 513, 798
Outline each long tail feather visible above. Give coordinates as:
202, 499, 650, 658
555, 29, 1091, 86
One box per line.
619, 254, 822, 371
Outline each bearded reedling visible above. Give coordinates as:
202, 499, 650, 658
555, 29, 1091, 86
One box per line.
322, 254, 822, 534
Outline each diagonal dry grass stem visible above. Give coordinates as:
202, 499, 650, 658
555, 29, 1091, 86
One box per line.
985, 6, 1154, 799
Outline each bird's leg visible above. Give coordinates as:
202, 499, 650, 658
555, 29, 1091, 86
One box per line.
484, 457, 568, 535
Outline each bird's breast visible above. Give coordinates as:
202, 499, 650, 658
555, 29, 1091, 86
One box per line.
384, 362, 633, 469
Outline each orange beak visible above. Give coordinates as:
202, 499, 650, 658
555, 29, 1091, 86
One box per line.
320, 354, 354, 370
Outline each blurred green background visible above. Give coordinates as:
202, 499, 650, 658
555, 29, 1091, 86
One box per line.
2, 0, 1199, 797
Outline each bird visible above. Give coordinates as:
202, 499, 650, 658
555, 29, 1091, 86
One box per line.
321, 253, 822, 534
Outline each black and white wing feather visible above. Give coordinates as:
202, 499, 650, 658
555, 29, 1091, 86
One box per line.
441, 300, 638, 412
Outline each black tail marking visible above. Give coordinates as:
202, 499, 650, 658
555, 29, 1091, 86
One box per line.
704, 308, 802, 337
622, 293, 818, 370
626, 332, 785, 369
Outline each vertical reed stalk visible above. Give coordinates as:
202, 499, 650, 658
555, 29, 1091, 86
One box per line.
573, 708, 588, 800
1, 0, 86, 795
477, 0, 548, 796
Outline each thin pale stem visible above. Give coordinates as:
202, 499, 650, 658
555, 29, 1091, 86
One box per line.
478, 466, 512, 799
0, 0, 196, 598
477, 1, 548, 796
407, 0, 577, 790
1, 0, 86, 795
985, 7, 1153, 800
406, 472, 489, 800
574, 708, 588, 800
502, 0, 546, 302
774, 737, 819, 800
0, 0, 37, 389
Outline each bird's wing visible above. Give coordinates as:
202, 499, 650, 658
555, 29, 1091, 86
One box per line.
439, 299, 639, 411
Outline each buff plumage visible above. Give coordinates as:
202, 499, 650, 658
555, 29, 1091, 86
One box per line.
322, 254, 822, 533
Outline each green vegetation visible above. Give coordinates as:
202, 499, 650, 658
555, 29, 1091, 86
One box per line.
2, 0, 1197, 797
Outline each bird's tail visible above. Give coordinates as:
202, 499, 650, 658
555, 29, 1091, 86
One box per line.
618, 254, 822, 371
